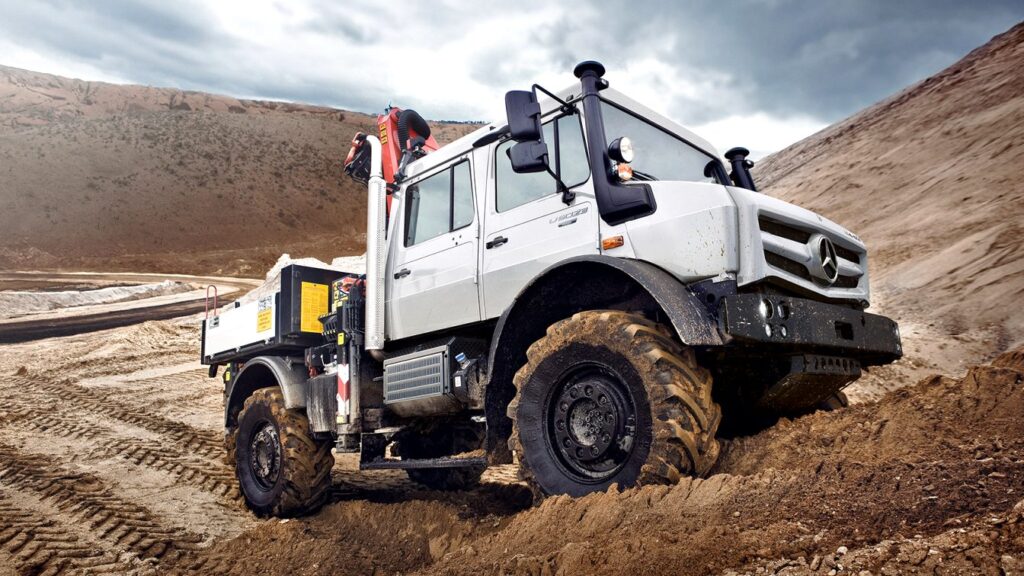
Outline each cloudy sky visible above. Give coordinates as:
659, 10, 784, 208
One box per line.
1, 0, 1021, 156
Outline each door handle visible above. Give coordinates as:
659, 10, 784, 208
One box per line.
394, 268, 411, 279
486, 236, 508, 249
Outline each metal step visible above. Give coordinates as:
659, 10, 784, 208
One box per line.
359, 456, 487, 470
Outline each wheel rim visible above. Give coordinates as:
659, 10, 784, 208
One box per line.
248, 421, 282, 491
545, 363, 638, 483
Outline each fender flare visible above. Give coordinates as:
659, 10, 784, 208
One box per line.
224, 355, 307, 428
483, 255, 723, 462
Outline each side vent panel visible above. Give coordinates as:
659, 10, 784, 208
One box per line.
383, 346, 450, 404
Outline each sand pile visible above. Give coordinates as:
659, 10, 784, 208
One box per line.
173, 348, 1024, 575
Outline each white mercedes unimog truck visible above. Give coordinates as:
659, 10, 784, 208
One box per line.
201, 61, 901, 516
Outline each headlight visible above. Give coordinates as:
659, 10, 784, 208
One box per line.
608, 137, 634, 163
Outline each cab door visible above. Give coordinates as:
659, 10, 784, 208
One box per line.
387, 159, 481, 340
481, 111, 598, 319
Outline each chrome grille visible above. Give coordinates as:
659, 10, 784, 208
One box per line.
758, 216, 864, 291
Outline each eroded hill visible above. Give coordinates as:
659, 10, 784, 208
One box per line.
756, 22, 1024, 391
0, 65, 475, 275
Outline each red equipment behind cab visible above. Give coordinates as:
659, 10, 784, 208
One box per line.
343, 107, 439, 215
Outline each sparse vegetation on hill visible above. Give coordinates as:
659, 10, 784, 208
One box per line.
0, 65, 475, 275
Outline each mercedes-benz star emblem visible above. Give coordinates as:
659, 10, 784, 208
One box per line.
816, 236, 839, 284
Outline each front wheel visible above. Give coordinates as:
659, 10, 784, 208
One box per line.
508, 310, 721, 497
233, 387, 334, 516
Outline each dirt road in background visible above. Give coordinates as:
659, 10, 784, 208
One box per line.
0, 318, 1020, 575
0, 272, 258, 343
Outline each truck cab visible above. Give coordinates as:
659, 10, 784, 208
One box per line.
202, 61, 901, 516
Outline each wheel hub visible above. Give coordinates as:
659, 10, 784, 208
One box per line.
547, 366, 636, 480
249, 422, 281, 490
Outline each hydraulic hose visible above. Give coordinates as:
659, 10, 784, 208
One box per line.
396, 109, 431, 151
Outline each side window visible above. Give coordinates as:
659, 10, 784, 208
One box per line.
405, 160, 474, 246
452, 162, 474, 230
496, 112, 589, 212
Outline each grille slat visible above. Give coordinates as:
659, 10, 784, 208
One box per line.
758, 217, 811, 244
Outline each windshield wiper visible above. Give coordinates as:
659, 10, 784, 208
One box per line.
630, 169, 658, 182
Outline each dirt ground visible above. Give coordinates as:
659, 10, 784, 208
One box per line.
0, 317, 1020, 576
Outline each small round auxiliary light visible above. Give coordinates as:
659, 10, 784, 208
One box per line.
608, 137, 634, 163
614, 163, 634, 181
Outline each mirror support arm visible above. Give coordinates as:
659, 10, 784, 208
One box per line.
532, 84, 574, 115
543, 165, 575, 205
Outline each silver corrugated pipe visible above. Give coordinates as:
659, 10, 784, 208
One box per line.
364, 135, 387, 351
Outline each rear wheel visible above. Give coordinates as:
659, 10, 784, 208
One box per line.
508, 310, 721, 497
234, 388, 334, 516
394, 422, 485, 490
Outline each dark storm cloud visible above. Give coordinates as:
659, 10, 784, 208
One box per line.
298, 3, 376, 44
0, 0, 387, 112
587, 0, 1024, 121
0, 0, 1021, 128
0, 1, 223, 87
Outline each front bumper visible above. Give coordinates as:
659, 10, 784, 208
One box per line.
719, 293, 902, 365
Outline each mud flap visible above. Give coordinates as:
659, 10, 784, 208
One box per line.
304, 373, 337, 433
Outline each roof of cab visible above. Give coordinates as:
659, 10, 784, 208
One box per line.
403, 84, 720, 180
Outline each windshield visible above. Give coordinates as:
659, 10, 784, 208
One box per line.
600, 101, 716, 183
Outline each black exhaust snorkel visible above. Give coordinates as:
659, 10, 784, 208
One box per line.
724, 146, 757, 191
574, 61, 657, 225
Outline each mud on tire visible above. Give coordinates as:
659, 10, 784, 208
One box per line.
394, 422, 485, 490
233, 387, 334, 516
508, 310, 721, 497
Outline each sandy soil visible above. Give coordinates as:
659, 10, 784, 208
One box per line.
0, 318, 1019, 575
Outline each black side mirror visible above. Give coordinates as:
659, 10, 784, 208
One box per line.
505, 90, 543, 141
508, 141, 549, 174
505, 90, 550, 174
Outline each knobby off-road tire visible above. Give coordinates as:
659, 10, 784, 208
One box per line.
394, 422, 486, 490
508, 310, 721, 497
233, 388, 334, 516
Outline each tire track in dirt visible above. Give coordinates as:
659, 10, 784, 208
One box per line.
0, 376, 239, 502
95, 368, 218, 406
2, 373, 224, 460
11, 414, 238, 501
0, 486, 137, 575
0, 442, 207, 573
